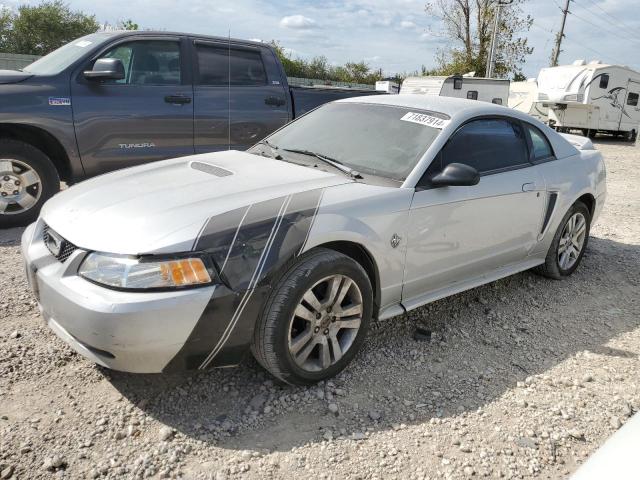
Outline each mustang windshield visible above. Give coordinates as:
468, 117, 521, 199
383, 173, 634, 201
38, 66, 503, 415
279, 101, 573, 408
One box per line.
265, 102, 445, 180
23, 33, 112, 75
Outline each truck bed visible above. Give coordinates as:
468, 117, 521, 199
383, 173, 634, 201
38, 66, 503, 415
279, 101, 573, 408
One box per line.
290, 85, 384, 116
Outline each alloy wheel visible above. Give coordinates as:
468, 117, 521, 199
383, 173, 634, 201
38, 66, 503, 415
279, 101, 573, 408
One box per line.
0, 159, 42, 215
288, 274, 363, 372
557, 212, 587, 270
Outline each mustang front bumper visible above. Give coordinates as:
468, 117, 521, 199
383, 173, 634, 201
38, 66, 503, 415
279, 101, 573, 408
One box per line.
21, 221, 216, 373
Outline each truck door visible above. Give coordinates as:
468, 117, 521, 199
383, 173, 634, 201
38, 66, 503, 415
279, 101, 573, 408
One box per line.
192, 41, 290, 152
71, 37, 194, 177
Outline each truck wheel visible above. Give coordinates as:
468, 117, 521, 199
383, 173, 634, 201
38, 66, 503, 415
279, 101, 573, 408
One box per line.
252, 248, 372, 385
0, 139, 60, 228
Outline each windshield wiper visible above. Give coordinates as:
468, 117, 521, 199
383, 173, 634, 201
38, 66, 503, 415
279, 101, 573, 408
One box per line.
281, 148, 362, 179
255, 139, 282, 159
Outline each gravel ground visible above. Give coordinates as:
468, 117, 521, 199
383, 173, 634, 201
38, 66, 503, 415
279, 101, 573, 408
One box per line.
1, 139, 639, 480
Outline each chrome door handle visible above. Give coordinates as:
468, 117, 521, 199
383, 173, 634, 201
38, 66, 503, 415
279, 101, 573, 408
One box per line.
522, 182, 536, 192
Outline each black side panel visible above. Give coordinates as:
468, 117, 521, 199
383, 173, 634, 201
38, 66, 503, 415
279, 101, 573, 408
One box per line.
541, 192, 558, 234
163, 188, 324, 372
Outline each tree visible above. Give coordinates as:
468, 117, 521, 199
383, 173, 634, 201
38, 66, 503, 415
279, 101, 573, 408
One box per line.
118, 19, 139, 31
269, 41, 384, 85
1, 1, 99, 55
425, 0, 533, 79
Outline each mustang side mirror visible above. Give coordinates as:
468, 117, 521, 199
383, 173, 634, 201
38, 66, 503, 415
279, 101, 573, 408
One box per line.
430, 163, 480, 187
84, 58, 125, 81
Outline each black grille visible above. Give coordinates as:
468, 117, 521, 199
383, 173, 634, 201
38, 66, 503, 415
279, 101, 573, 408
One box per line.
42, 224, 78, 263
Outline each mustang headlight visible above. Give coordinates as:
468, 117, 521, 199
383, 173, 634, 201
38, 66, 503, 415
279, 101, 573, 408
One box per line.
79, 253, 213, 289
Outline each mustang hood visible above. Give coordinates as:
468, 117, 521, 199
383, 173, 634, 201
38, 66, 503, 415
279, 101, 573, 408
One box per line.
42, 151, 349, 254
0, 70, 34, 84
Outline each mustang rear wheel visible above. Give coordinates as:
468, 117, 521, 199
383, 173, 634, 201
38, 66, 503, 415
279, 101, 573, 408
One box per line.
252, 248, 372, 385
535, 201, 591, 279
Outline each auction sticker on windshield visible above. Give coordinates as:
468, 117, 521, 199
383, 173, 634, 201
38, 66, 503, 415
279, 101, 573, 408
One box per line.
400, 112, 450, 129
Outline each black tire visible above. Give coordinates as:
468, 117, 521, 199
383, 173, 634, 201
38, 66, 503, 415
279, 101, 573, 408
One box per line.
625, 129, 637, 143
0, 139, 60, 228
252, 248, 373, 385
534, 201, 591, 279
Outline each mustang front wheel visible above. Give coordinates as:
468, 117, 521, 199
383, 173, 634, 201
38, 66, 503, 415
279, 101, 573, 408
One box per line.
252, 248, 372, 385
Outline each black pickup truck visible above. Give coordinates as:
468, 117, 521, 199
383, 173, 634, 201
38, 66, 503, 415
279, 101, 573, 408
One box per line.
0, 31, 381, 226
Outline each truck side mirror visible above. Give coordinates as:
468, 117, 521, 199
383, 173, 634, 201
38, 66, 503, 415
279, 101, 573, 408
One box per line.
84, 58, 125, 81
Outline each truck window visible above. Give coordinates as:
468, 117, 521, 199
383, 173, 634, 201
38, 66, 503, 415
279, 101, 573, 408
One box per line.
467, 90, 478, 100
627, 92, 639, 107
99, 40, 181, 85
196, 44, 267, 86
599, 74, 609, 89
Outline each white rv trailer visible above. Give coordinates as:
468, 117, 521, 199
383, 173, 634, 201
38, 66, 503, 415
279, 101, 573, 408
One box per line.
537, 60, 640, 141
401, 75, 510, 105
508, 79, 549, 122
375, 80, 400, 94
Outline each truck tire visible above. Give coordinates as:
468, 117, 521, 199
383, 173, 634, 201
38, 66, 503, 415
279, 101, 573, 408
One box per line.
0, 139, 60, 228
252, 248, 373, 385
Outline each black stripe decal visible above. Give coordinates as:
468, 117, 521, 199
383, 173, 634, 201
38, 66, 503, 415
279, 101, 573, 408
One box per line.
162, 188, 325, 372
198, 195, 291, 369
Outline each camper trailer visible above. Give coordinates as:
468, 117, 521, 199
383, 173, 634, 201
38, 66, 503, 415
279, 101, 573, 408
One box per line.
375, 80, 400, 94
400, 75, 510, 105
508, 79, 549, 122
537, 60, 640, 141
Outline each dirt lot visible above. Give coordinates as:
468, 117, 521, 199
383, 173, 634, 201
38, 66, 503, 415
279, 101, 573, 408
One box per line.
1, 139, 639, 480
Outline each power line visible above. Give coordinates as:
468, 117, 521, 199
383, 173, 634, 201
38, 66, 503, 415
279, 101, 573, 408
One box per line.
569, 4, 640, 45
582, 0, 640, 40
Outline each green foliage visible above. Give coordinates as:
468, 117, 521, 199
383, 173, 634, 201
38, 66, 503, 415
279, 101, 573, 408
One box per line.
118, 19, 139, 31
270, 41, 384, 85
0, 1, 99, 55
425, 0, 533, 78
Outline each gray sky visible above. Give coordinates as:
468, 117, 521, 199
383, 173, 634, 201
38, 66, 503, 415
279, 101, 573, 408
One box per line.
3, 0, 640, 78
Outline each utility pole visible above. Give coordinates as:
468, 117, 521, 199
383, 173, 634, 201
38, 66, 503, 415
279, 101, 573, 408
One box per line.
486, 0, 513, 78
551, 0, 571, 66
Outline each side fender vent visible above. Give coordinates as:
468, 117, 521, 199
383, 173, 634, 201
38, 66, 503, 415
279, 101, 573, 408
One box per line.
540, 192, 558, 235
190, 161, 233, 177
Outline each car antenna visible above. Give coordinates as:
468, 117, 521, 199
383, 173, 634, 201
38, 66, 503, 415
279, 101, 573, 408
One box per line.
228, 27, 231, 151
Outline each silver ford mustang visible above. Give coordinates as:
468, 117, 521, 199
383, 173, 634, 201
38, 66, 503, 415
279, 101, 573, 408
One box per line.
21, 95, 606, 385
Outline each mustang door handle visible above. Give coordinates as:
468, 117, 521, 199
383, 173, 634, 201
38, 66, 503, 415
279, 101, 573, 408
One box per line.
264, 96, 286, 106
522, 182, 537, 192
164, 95, 192, 105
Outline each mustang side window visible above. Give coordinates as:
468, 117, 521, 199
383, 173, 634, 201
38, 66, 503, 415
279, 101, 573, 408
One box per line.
196, 44, 267, 86
436, 118, 529, 174
526, 124, 554, 161
99, 41, 181, 85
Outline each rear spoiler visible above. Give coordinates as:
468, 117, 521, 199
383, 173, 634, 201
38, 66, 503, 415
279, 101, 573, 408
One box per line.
559, 132, 595, 150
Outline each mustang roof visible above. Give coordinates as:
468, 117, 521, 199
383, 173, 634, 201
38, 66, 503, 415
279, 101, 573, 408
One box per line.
338, 94, 526, 121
